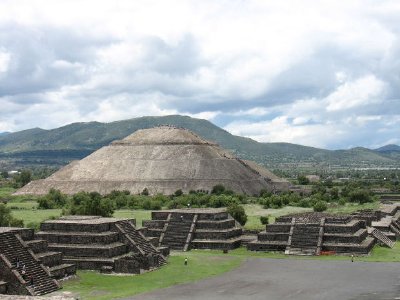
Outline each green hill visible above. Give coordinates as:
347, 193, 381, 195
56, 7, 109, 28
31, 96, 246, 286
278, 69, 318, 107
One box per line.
0, 115, 398, 170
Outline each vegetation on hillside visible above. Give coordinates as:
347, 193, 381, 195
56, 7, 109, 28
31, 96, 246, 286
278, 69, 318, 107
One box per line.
0, 115, 399, 170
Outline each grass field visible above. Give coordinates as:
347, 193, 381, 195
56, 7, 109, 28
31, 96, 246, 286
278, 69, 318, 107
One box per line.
243, 204, 313, 230
113, 209, 151, 228
61, 244, 400, 300
63, 251, 243, 300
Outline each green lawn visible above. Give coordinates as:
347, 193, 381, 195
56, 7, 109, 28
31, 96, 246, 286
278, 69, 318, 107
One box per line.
62, 244, 400, 300
243, 205, 312, 230
113, 210, 151, 228
327, 202, 380, 214
62, 251, 243, 300
193, 243, 400, 262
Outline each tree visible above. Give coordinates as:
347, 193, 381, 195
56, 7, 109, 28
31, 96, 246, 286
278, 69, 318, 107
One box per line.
349, 189, 373, 204
297, 175, 310, 185
0, 171, 8, 179
0, 203, 23, 227
313, 201, 328, 212
13, 170, 32, 188
141, 188, 149, 196
227, 203, 247, 226
174, 189, 183, 197
66, 191, 114, 217
211, 184, 225, 195
260, 215, 269, 225
37, 188, 68, 209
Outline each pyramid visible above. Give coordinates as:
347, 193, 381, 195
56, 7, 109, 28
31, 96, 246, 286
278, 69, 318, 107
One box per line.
15, 126, 289, 195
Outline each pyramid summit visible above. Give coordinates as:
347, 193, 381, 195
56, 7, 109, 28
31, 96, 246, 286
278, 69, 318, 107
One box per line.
15, 126, 289, 195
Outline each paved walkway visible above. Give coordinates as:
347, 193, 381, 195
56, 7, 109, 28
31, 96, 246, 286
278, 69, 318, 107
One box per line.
126, 258, 400, 300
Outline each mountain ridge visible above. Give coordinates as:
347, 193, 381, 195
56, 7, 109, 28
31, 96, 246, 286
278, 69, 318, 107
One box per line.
0, 115, 399, 169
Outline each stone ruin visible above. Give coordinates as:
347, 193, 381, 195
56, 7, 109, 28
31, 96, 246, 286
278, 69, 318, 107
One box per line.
0, 216, 169, 296
248, 203, 400, 255
142, 208, 242, 251
37, 216, 168, 272
15, 126, 290, 196
0, 227, 74, 296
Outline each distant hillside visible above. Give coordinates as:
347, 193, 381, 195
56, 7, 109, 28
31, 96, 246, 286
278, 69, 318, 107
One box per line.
0, 132, 9, 136
0, 115, 399, 170
374, 144, 400, 152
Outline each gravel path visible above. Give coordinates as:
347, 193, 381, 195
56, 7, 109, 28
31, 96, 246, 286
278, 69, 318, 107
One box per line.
126, 258, 400, 300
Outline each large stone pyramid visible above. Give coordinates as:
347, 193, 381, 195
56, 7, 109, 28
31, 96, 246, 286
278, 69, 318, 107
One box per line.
16, 126, 289, 195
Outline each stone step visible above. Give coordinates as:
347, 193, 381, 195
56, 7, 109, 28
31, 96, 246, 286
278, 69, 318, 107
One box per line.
49, 263, 77, 279
48, 242, 128, 258
36, 230, 120, 244
35, 251, 63, 267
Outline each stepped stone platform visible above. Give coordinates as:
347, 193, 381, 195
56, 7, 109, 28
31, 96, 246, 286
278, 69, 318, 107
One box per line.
248, 213, 375, 255
36, 216, 168, 274
0, 227, 63, 296
142, 208, 242, 251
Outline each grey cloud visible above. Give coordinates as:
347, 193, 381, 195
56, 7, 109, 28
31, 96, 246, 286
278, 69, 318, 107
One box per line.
0, 23, 115, 97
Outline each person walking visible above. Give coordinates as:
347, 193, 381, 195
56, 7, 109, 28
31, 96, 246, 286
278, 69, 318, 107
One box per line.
184, 257, 188, 266
351, 254, 354, 262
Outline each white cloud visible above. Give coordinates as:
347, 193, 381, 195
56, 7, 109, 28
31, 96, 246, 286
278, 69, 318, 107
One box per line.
0, 48, 11, 73
0, 0, 399, 149
326, 75, 386, 111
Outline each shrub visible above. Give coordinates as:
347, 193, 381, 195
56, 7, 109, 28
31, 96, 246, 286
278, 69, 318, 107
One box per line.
37, 188, 67, 209
211, 184, 225, 195
349, 189, 373, 204
227, 203, 247, 226
313, 201, 328, 212
66, 192, 114, 217
174, 189, 183, 197
271, 195, 283, 208
141, 188, 149, 196
338, 198, 347, 206
0, 203, 23, 227
260, 215, 269, 225
297, 175, 310, 185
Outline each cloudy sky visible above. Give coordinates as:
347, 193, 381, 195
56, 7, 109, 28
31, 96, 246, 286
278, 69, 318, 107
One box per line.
0, 0, 399, 149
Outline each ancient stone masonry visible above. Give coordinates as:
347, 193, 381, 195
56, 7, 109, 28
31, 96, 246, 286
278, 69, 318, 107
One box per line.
0, 227, 64, 296
35, 216, 168, 274
15, 126, 290, 196
142, 209, 242, 251
358, 203, 400, 244
248, 213, 375, 255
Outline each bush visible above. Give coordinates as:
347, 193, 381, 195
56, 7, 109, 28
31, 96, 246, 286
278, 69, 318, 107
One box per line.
338, 198, 347, 206
349, 189, 373, 204
270, 195, 283, 209
174, 189, 183, 197
37, 188, 68, 209
0, 203, 23, 227
211, 184, 226, 195
66, 192, 114, 217
227, 203, 247, 226
313, 201, 328, 212
297, 175, 310, 185
260, 215, 269, 225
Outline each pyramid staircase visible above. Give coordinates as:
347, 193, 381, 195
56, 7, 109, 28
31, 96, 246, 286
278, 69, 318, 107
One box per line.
144, 209, 242, 251
115, 220, 166, 266
161, 215, 194, 250
0, 232, 60, 296
371, 228, 395, 248
285, 218, 321, 256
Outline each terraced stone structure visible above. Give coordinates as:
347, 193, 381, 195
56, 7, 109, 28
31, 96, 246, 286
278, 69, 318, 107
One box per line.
0, 227, 74, 296
142, 208, 242, 251
36, 216, 168, 273
15, 126, 289, 196
248, 213, 376, 255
